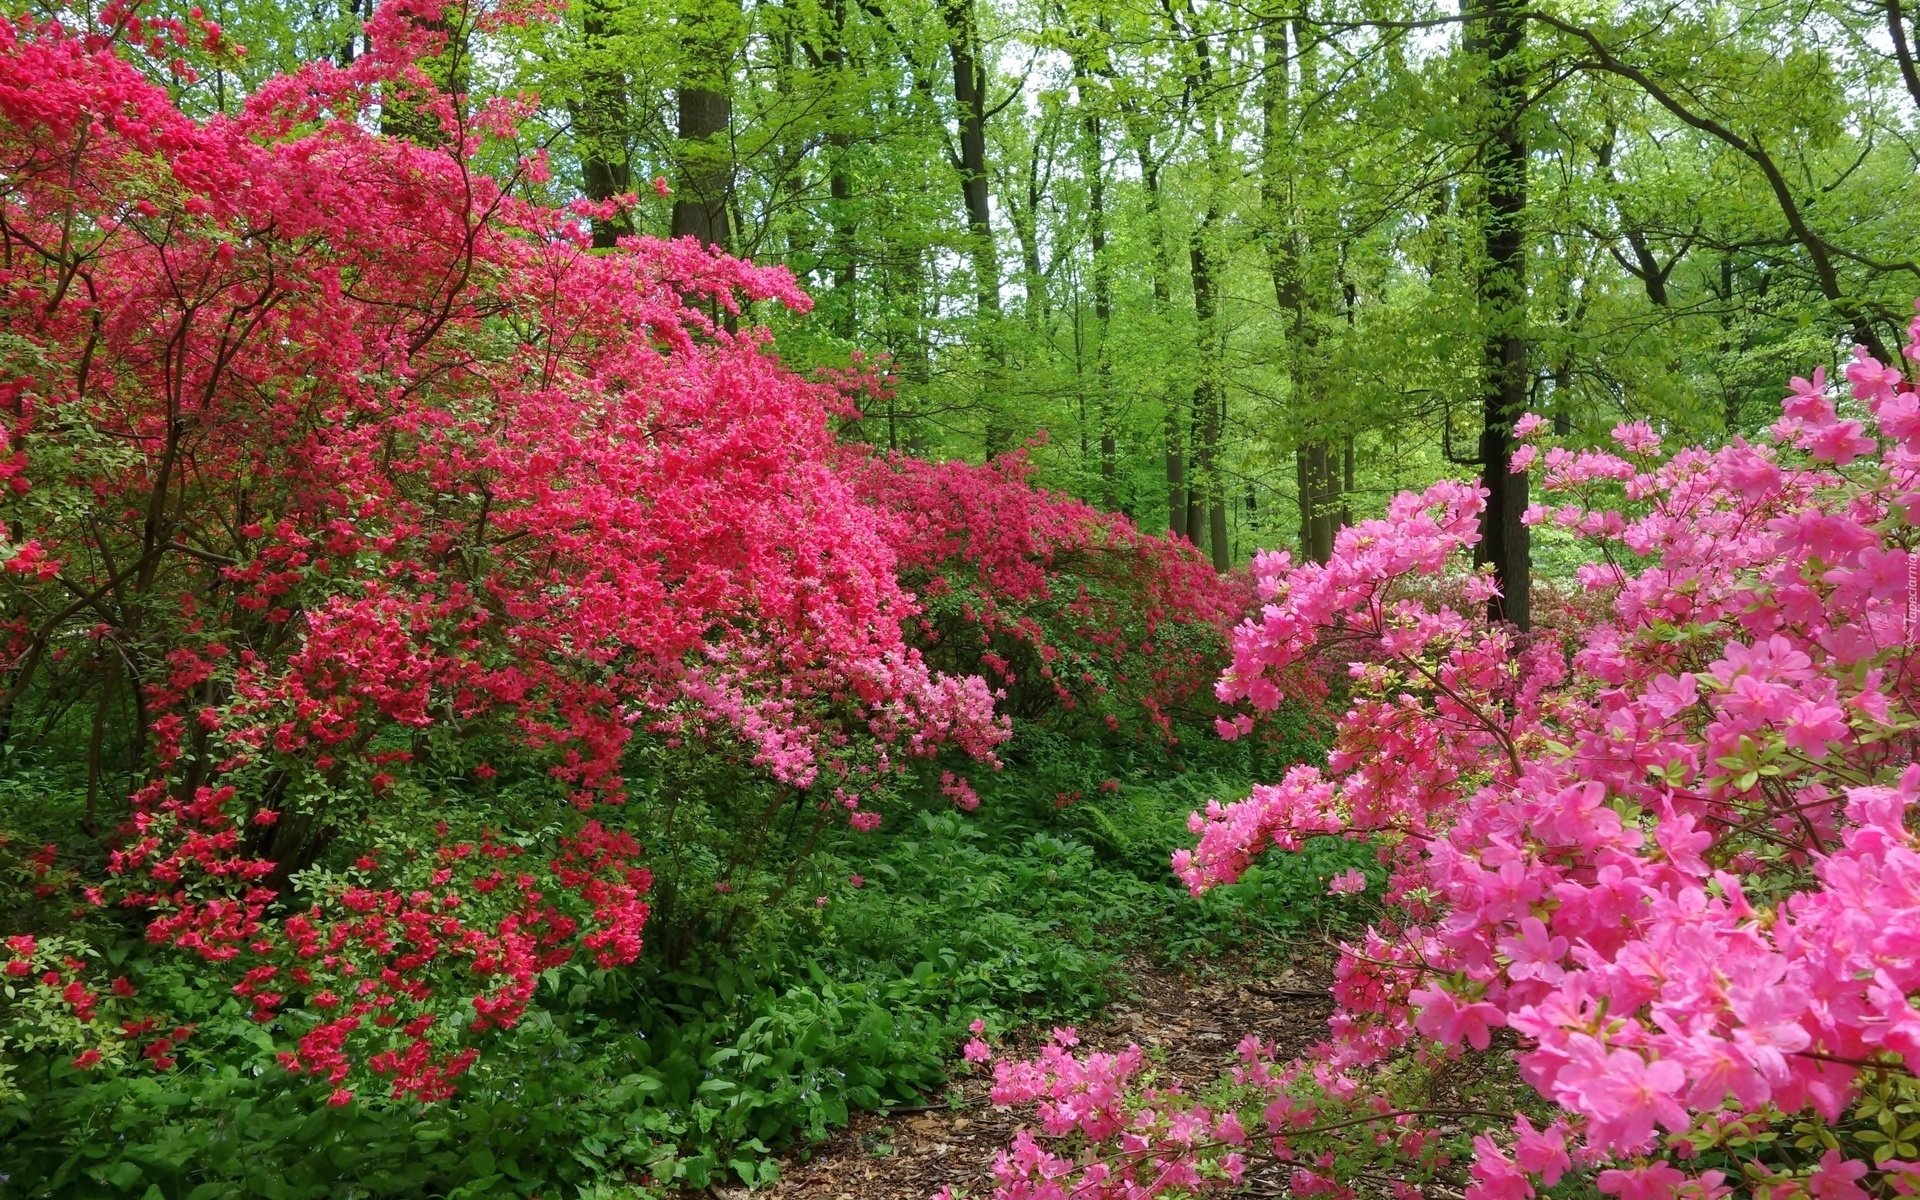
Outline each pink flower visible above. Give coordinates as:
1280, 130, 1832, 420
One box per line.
1803, 418, 1876, 465
1784, 365, 1831, 417
1846, 347, 1904, 403
966, 334, 1920, 1199
1411, 983, 1506, 1051
1327, 868, 1367, 895
940, 771, 981, 811
1556, 1045, 1690, 1150
1512, 1116, 1570, 1185
1611, 421, 1662, 454
1468, 1137, 1534, 1200
1808, 1149, 1870, 1200
1596, 1162, 1691, 1200
1498, 917, 1568, 983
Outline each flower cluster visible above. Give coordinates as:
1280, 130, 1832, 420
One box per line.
849, 449, 1245, 746
974, 309, 1920, 1197
0, 0, 997, 1101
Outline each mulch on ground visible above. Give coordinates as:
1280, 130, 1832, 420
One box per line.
708, 956, 1333, 1200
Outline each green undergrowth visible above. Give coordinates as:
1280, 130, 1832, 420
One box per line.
1, 718, 1372, 1199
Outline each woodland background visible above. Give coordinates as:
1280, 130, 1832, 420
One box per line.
237, 0, 1920, 599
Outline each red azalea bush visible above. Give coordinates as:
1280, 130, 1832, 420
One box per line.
0, 0, 1001, 1104
967, 326, 1920, 1197
850, 449, 1246, 750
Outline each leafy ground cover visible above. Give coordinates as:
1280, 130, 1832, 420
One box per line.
717, 955, 1337, 1200
1, 751, 1374, 1198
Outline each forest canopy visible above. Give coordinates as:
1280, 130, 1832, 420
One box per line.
125, 0, 1920, 589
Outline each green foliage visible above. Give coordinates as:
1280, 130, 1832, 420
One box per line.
0, 717, 1376, 1198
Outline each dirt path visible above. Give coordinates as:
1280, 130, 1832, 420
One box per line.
718, 957, 1333, 1200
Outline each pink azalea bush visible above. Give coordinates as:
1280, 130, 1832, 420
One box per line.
966, 319, 1920, 1197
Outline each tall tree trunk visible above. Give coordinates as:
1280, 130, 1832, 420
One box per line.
943, 0, 1007, 454
1185, 415, 1206, 549
576, 1, 633, 250
1261, 16, 1340, 563
1165, 411, 1186, 538
1012, 121, 1052, 329
1298, 444, 1336, 562
1178, 0, 1229, 567
336, 0, 369, 66
821, 0, 857, 338
1341, 434, 1354, 527
1123, 128, 1182, 535
1468, 0, 1530, 630
1190, 220, 1227, 569
827, 147, 856, 338
890, 245, 932, 390
1071, 53, 1117, 507
1892, 0, 1920, 112
672, 0, 739, 250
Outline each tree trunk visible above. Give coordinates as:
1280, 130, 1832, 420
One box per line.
1892, 0, 1920, 113
823, 0, 857, 338
671, 0, 739, 250
1189, 220, 1227, 568
1341, 434, 1354, 528
1166, 408, 1186, 538
1467, 0, 1531, 630
943, 0, 1008, 454
1072, 53, 1117, 508
1297, 442, 1337, 563
1185, 413, 1206, 549
827, 140, 856, 338
1262, 17, 1341, 564
577, 1, 633, 250
1121, 125, 1181, 536
1013, 125, 1051, 328
671, 89, 732, 248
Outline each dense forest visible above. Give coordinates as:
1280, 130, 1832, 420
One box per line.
3, 0, 1920, 1196
151, 0, 1920, 592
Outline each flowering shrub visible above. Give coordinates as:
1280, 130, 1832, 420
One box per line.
0, 0, 1000, 1105
968, 319, 1920, 1196
850, 449, 1244, 747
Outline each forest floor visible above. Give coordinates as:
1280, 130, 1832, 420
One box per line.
703, 954, 1333, 1200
